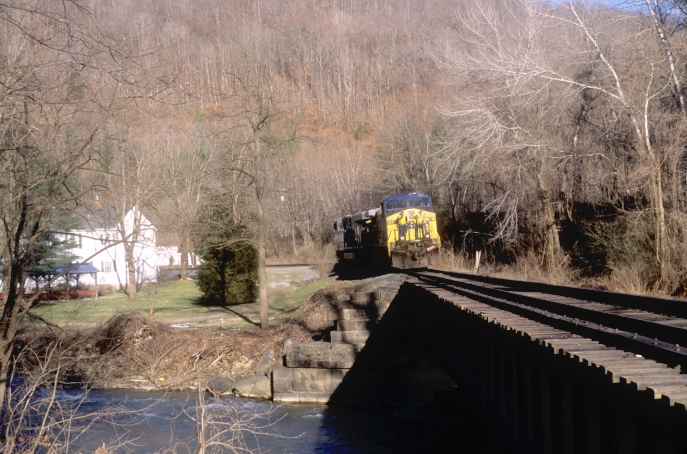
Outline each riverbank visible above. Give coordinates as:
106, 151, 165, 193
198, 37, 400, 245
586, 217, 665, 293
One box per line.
15, 270, 405, 394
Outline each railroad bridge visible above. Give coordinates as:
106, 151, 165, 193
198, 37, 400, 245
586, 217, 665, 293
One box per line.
275, 271, 687, 453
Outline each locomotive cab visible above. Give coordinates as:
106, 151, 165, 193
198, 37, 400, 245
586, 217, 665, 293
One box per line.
381, 193, 440, 269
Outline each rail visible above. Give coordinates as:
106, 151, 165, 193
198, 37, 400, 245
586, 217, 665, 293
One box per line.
406, 269, 687, 370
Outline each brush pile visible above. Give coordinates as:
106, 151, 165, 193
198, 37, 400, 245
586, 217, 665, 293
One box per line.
16, 312, 316, 391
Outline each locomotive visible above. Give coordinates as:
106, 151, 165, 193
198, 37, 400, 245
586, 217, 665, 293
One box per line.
333, 193, 441, 269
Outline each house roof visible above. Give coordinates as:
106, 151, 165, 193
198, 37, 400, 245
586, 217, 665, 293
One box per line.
74, 209, 118, 230
0, 263, 100, 277
59, 263, 99, 274
73, 205, 182, 247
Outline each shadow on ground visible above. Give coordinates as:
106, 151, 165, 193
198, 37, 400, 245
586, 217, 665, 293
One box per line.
331, 263, 393, 281
191, 297, 260, 326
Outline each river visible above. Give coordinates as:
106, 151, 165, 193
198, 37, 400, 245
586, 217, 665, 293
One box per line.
60, 388, 394, 453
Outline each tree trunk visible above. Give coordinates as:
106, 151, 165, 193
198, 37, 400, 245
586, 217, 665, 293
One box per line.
180, 233, 189, 280
291, 224, 298, 258
1, 275, 9, 304
219, 257, 226, 302
646, 0, 686, 115
125, 244, 137, 299
654, 165, 668, 281
537, 174, 561, 268
0, 264, 27, 414
257, 194, 268, 329
254, 120, 269, 330
118, 207, 142, 300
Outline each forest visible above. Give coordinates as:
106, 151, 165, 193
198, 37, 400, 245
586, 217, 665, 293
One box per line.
4, 0, 687, 406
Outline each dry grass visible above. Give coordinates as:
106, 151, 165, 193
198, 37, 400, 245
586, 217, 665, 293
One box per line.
604, 261, 653, 296
94, 444, 110, 454
438, 247, 471, 271
493, 251, 574, 286
268, 237, 337, 277
16, 267, 336, 392
300, 237, 337, 276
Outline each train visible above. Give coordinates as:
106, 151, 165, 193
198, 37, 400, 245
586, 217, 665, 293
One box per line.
333, 193, 441, 269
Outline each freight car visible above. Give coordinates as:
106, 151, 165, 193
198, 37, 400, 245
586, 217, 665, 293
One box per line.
333, 193, 441, 269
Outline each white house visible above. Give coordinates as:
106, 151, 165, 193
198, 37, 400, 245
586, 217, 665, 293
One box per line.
65, 208, 177, 290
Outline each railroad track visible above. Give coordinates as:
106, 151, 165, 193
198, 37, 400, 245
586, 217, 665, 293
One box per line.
405, 268, 687, 405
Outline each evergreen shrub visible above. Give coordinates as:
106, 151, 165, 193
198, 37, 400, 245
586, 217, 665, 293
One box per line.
195, 217, 257, 305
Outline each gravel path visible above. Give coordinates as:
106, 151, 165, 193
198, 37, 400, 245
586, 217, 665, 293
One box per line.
266, 265, 320, 282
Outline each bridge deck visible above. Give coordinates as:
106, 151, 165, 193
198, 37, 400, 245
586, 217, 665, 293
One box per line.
405, 275, 687, 453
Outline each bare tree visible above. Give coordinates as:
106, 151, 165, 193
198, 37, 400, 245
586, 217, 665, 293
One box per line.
643, 0, 687, 115
159, 129, 219, 280
0, 0, 181, 411
96, 127, 165, 300
437, 0, 687, 279
226, 93, 297, 329
0, 0, 111, 413
205, 6, 303, 328
436, 0, 575, 265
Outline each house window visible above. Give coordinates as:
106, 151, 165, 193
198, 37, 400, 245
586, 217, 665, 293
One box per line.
68, 234, 82, 247
101, 261, 112, 273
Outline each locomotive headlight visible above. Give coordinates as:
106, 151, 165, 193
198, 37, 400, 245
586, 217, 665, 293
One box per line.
400, 235, 405, 241
425, 233, 430, 238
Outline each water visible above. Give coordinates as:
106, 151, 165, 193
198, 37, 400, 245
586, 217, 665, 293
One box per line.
59, 389, 394, 453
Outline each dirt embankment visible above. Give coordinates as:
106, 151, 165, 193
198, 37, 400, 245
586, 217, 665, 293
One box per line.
16, 275, 404, 391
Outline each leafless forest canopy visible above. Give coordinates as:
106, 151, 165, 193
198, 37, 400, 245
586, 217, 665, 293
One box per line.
4, 0, 687, 296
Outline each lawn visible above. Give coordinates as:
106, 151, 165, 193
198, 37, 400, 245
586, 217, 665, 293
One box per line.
27, 268, 333, 330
